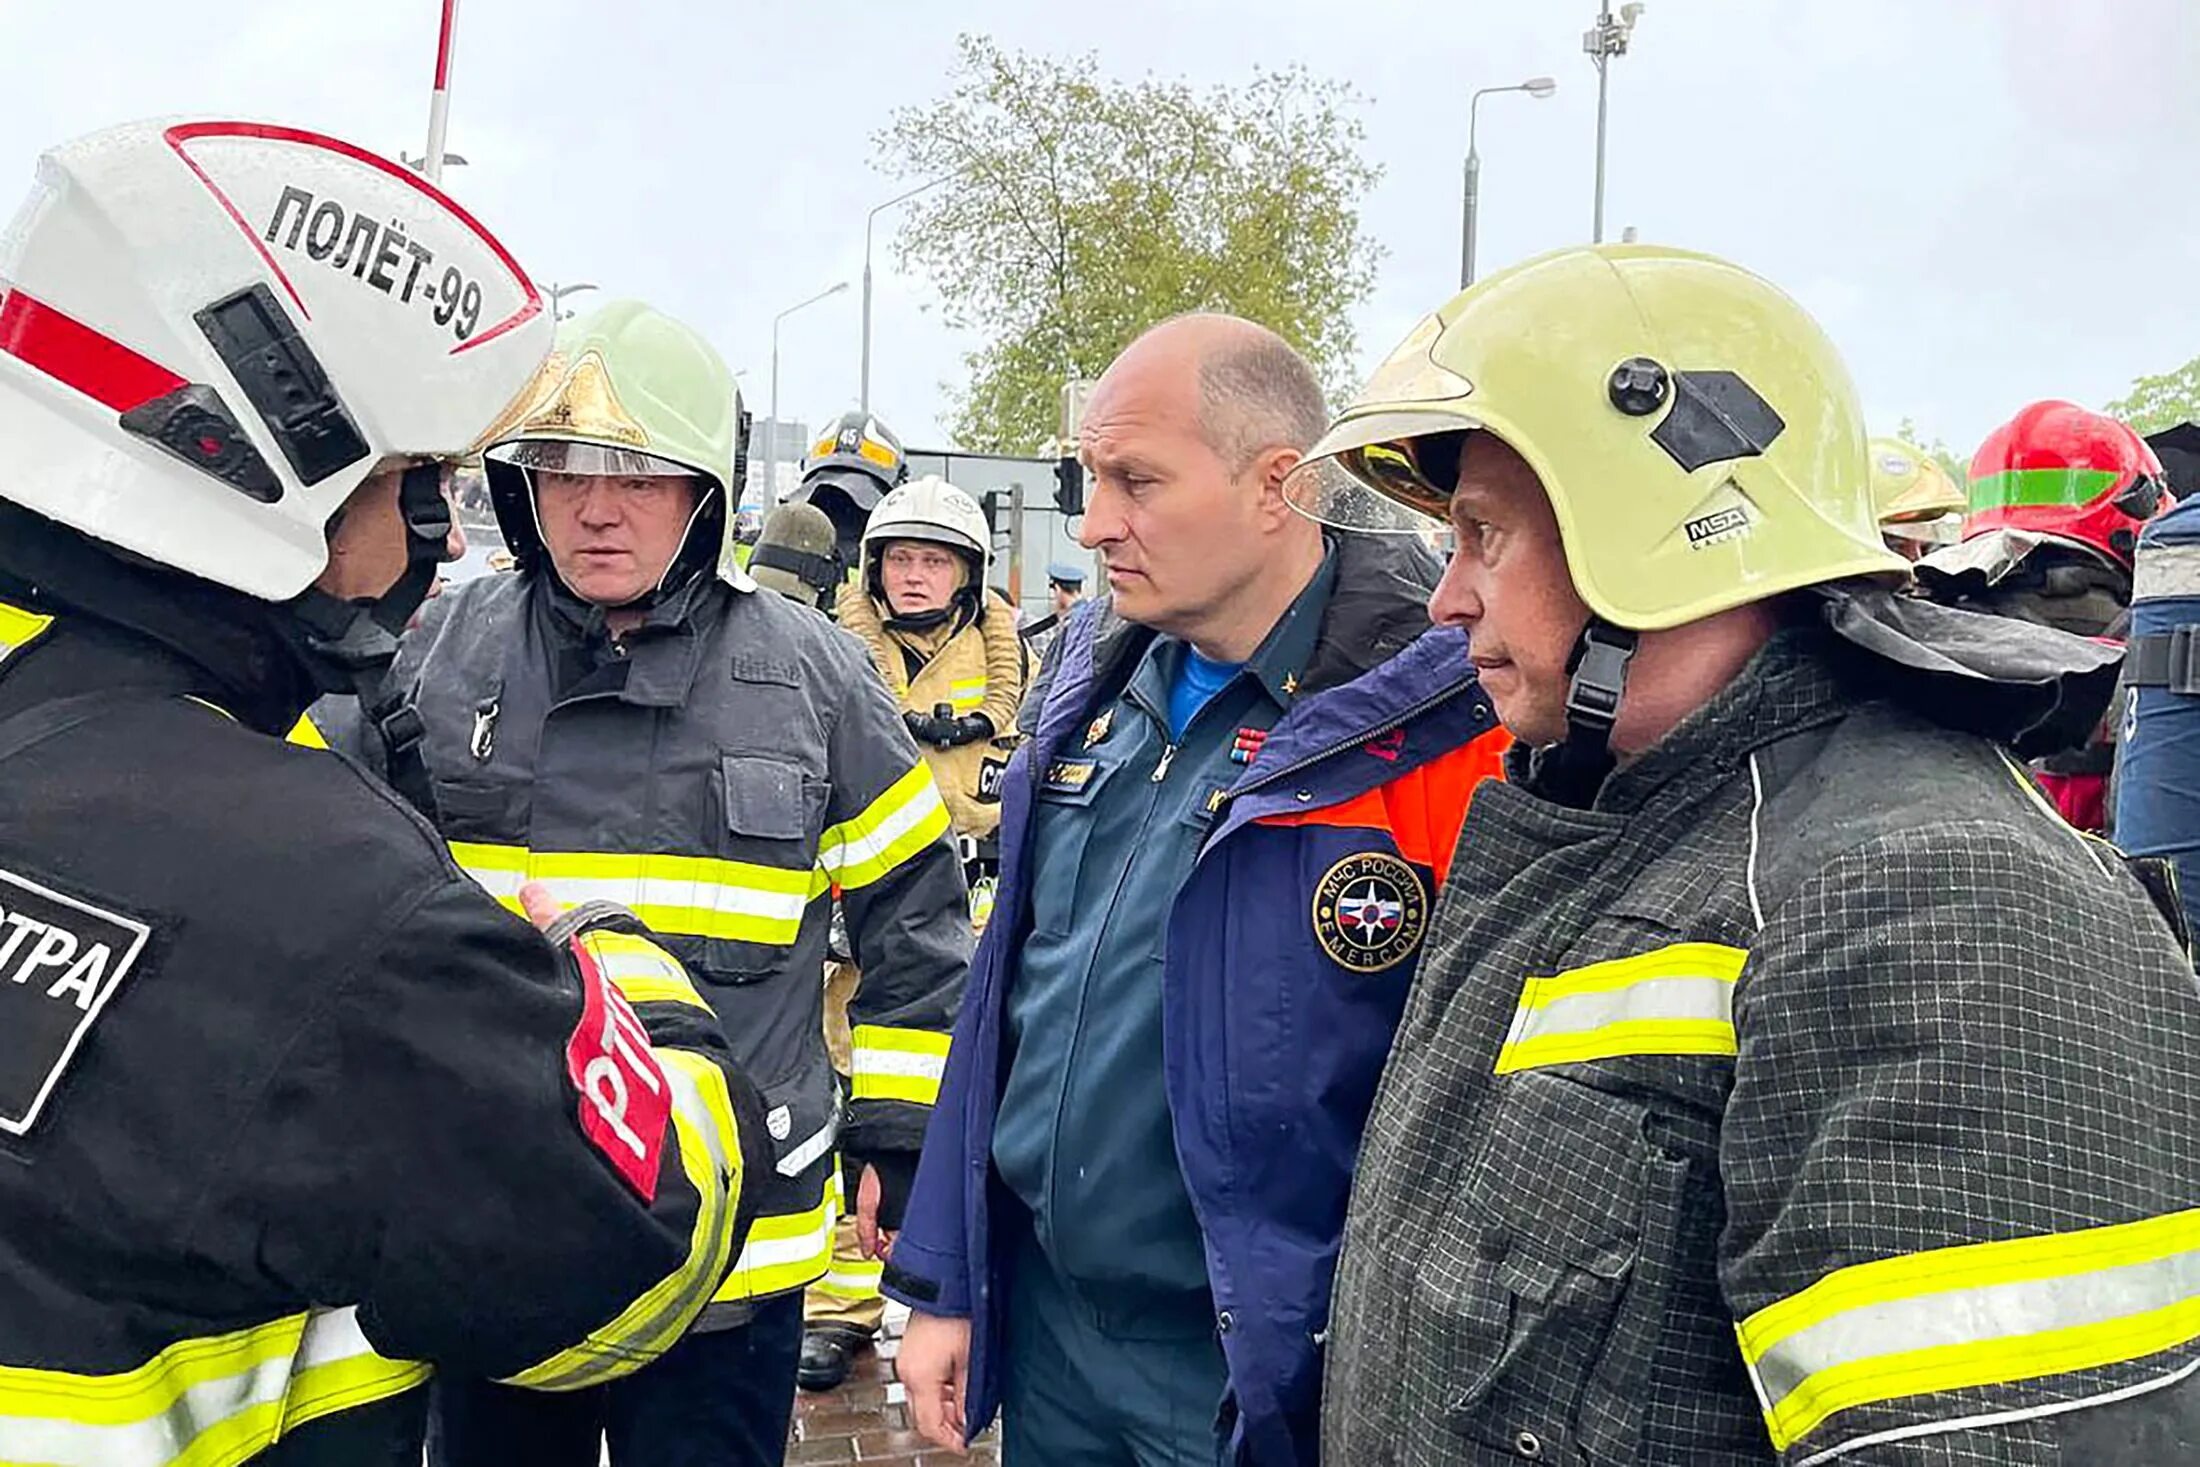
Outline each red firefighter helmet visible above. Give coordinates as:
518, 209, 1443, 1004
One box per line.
1963, 400, 2167, 571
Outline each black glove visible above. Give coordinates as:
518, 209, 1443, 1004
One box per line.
903, 709, 958, 747
945, 713, 995, 747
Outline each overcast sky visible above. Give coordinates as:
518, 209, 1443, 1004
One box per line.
7, 0, 2198, 466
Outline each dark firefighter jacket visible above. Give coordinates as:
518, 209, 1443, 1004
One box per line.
376, 565, 971, 1310
1325, 595, 2200, 1467
0, 509, 768, 1466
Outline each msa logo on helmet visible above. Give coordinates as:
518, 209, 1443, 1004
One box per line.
564, 938, 672, 1201
1685, 505, 1753, 548
0, 865, 154, 1138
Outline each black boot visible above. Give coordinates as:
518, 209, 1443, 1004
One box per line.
797, 1326, 868, 1392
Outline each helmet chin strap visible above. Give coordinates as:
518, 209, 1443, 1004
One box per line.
285, 461, 450, 817
1541, 617, 1638, 808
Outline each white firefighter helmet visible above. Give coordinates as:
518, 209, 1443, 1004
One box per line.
0, 118, 552, 602
860, 475, 991, 589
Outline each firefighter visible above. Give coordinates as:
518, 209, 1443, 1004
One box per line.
1914, 401, 2169, 831
837, 476, 1027, 843
369, 301, 972, 1466
788, 410, 909, 571
745, 501, 845, 614
1289, 244, 2200, 1464
0, 119, 768, 1466
1867, 436, 1964, 561
886, 314, 1512, 1465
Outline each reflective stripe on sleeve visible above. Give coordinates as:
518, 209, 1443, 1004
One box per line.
712, 1189, 838, 1303
1739, 1207, 2200, 1453
817, 765, 951, 892
448, 843, 826, 945
946, 678, 987, 713
848, 1024, 951, 1107
0, 1307, 425, 1467
502, 1048, 744, 1391
1493, 942, 1746, 1074
578, 929, 714, 1014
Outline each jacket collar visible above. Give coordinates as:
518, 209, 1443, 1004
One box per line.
1074, 531, 1439, 715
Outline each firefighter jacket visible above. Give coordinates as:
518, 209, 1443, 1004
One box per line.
1325, 614, 2200, 1467
380, 566, 971, 1311
0, 515, 768, 1466
837, 582, 1025, 840
883, 533, 1512, 1465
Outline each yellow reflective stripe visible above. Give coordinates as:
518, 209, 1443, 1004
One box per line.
812, 1262, 885, 1301
1740, 1207, 2200, 1451
447, 842, 819, 943
284, 715, 330, 750
818, 765, 950, 892
578, 930, 714, 1014
849, 1024, 950, 1107
713, 1191, 837, 1303
1493, 942, 1746, 1074
946, 678, 987, 712
503, 1049, 743, 1391
0, 1307, 420, 1466
0, 601, 54, 661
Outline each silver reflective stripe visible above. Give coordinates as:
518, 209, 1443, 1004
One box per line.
2135, 542, 2200, 602
1493, 943, 1745, 1074
776, 1110, 839, 1178
0, 1307, 384, 1467
1754, 1245, 2200, 1411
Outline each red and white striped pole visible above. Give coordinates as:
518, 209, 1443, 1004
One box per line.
421, 0, 461, 186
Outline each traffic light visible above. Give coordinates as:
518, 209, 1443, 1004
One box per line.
1053, 454, 1084, 516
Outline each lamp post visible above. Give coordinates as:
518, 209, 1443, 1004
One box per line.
1583, 1, 1645, 243
545, 282, 599, 321
770, 281, 851, 492
401, 151, 468, 175
1462, 76, 1557, 288
420, 0, 461, 186
861, 173, 959, 413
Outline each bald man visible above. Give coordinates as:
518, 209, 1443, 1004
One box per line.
881, 316, 1509, 1465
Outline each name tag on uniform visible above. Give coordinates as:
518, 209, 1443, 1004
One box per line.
978, 757, 1010, 803
0, 865, 154, 1137
1042, 759, 1097, 794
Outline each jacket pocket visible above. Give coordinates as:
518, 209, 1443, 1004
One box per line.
693, 754, 827, 985
1439, 1073, 1677, 1464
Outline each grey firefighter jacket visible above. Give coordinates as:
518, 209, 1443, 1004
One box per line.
0, 504, 770, 1465
1326, 603, 2200, 1466
376, 566, 972, 1309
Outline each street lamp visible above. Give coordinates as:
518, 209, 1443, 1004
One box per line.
1584, 1, 1646, 243
545, 282, 599, 321
770, 282, 851, 492
861, 173, 960, 413
1462, 76, 1557, 288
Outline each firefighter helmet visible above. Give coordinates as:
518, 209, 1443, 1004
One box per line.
860, 475, 990, 591
482, 299, 748, 589
0, 117, 550, 602
1961, 400, 2166, 572
1283, 243, 1909, 631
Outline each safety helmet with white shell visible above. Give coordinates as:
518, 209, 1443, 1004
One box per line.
0, 118, 550, 606
860, 475, 991, 593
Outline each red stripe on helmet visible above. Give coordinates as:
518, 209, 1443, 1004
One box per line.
0, 288, 187, 413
